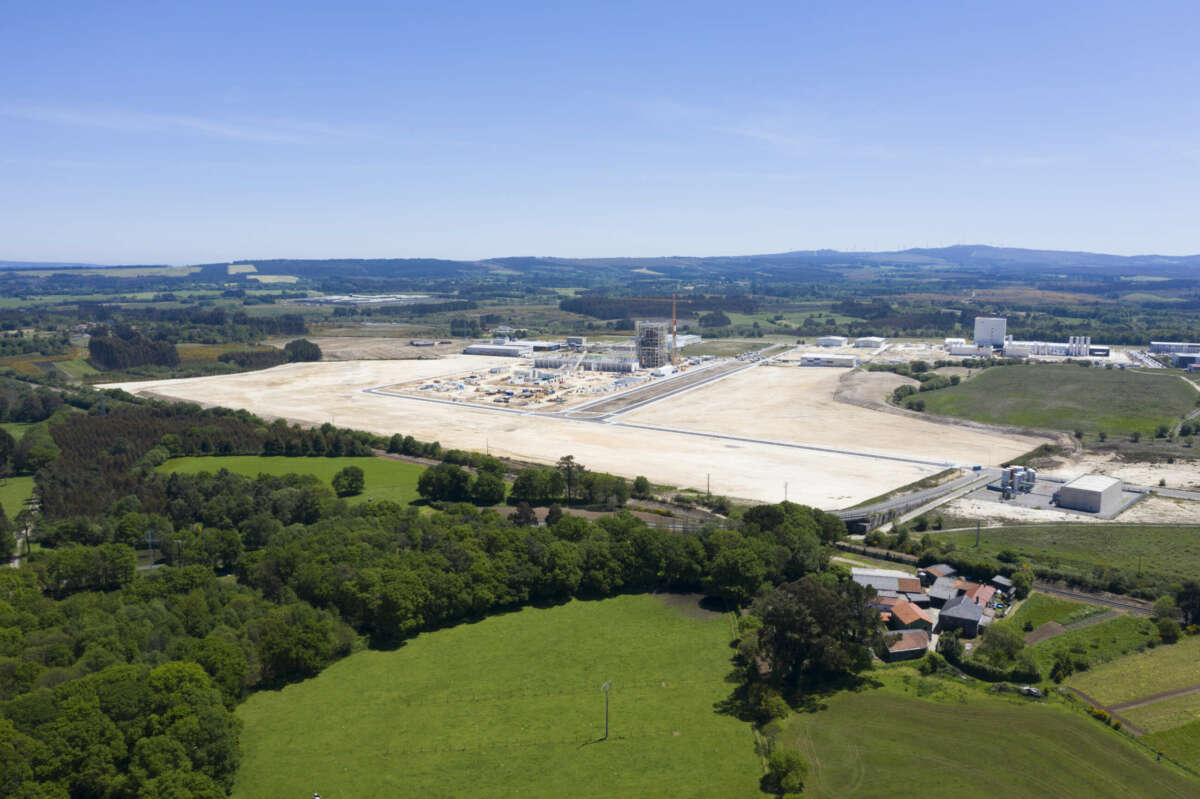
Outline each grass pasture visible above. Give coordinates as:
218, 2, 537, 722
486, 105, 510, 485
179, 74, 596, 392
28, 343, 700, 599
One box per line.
159, 455, 424, 506
1147, 719, 1200, 770
0, 475, 35, 518
1000, 592, 1105, 631
1125, 692, 1200, 735
775, 669, 1198, 798
1068, 636, 1200, 706
927, 523, 1200, 583
232, 595, 759, 799
919, 364, 1195, 435
1028, 615, 1159, 673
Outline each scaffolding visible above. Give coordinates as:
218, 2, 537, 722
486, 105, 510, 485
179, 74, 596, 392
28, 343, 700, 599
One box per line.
636, 321, 670, 369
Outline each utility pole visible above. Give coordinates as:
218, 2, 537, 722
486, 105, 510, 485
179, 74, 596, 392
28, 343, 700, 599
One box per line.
600, 680, 613, 740
784, 482, 788, 502
706, 473, 711, 499
975, 520, 981, 548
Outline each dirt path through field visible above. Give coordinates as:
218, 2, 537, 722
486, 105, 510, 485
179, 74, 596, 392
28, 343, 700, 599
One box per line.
1110, 684, 1200, 712
1024, 610, 1119, 645
1063, 687, 1146, 735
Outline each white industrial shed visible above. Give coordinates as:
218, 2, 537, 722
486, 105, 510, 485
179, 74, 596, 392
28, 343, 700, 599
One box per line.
1058, 474, 1123, 514
816, 335, 848, 347
799, 353, 858, 367
854, 336, 886, 348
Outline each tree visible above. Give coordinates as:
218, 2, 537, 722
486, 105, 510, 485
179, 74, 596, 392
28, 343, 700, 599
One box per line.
510, 467, 565, 505
750, 574, 879, 685
1157, 617, 1182, 644
631, 475, 651, 499
509, 502, 537, 526
1154, 595, 1177, 620
331, 465, 365, 497
545, 504, 564, 525
1011, 567, 1034, 600
762, 749, 808, 797
1177, 580, 1200, 625
557, 456, 586, 503
977, 623, 1024, 665
470, 472, 506, 506
283, 338, 322, 362
698, 311, 731, 327
417, 463, 472, 503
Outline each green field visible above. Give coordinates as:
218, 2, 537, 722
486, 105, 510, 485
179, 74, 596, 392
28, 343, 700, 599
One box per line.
774, 668, 1198, 798
0, 422, 33, 440
0, 475, 35, 518
159, 455, 425, 506
1069, 636, 1200, 706
232, 595, 759, 799
1000, 592, 1105, 631
927, 523, 1200, 582
1029, 615, 1159, 673
919, 364, 1195, 435
1125, 692, 1200, 734
1147, 719, 1200, 769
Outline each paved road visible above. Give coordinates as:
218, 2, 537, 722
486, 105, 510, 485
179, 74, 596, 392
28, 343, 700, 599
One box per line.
833, 470, 995, 520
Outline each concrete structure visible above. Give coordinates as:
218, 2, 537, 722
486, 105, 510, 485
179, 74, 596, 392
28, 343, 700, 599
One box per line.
636, 321, 670, 369
799, 353, 858, 367
854, 336, 886, 348
1150, 341, 1200, 354
816, 335, 849, 347
1057, 474, 1123, 514
1172, 353, 1200, 368
949, 344, 990, 357
1088, 346, 1111, 357
671, 333, 702, 350
409, 339, 435, 347
566, 336, 587, 348
973, 317, 1007, 348
944, 337, 967, 348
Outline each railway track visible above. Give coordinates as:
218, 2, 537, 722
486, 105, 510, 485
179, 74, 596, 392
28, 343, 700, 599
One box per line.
1033, 582, 1153, 616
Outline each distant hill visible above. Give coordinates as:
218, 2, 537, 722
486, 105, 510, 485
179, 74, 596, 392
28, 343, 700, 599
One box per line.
6, 245, 1200, 279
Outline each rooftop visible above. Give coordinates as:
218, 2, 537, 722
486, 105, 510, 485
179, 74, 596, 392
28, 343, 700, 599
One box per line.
892, 600, 933, 626
941, 595, 984, 622
888, 630, 931, 653
1063, 474, 1123, 492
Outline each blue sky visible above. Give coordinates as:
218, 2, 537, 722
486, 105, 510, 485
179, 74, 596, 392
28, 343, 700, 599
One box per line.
2, 1, 1198, 263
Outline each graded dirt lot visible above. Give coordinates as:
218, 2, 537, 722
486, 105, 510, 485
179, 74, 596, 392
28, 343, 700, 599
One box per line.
103, 357, 1047, 508
621, 364, 1047, 465
266, 335, 462, 360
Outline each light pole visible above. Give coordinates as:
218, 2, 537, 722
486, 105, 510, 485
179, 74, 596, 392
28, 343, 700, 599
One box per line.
601, 680, 613, 740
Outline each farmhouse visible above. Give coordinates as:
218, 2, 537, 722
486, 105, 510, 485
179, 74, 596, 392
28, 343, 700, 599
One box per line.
885, 630, 931, 662
888, 600, 933, 632
938, 595, 985, 638
928, 576, 959, 607
919, 563, 957, 586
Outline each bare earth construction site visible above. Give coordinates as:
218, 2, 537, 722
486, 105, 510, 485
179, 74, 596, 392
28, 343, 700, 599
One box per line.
104, 351, 1047, 508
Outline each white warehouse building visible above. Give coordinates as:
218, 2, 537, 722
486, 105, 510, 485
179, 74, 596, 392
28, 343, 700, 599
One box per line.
1057, 474, 1123, 514
816, 335, 849, 347
973, 317, 1007, 348
799, 353, 858, 367
854, 336, 886, 348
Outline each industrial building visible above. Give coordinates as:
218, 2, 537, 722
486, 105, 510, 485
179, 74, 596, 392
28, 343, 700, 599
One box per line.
1057, 474, 1123, 514
948, 344, 990, 357
799, 353, 858, 367
635, 321, 670, 368
464, 342, 533, 357
1005, 336, 1092, 358
854, 336, 886, 348
1150, 341, 1200, 354
565, 336, 587, 349
816, 335, 848, 347
944, 337, 967, 347
671, 333, 702, 349
1173, 354, 1200, 368
973, 317, 1007, 348
533, 355, 636, 373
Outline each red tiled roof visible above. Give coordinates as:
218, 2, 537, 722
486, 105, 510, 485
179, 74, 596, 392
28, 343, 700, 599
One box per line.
889, 630, 930, 652
896, 577, 923, 593
892, 600, 933, 626
966, 584, 996, 606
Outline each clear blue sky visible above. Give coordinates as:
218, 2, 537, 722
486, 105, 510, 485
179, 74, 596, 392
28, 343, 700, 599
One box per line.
2, 1, 1198, 264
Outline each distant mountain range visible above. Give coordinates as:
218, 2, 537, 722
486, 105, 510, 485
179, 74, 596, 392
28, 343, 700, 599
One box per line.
4, 245, 1200, 279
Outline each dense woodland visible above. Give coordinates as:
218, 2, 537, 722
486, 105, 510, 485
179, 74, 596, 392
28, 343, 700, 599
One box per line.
0, 383, 854, 798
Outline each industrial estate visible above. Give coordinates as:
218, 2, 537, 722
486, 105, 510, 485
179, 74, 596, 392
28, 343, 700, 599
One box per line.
9, 248, 1200, 799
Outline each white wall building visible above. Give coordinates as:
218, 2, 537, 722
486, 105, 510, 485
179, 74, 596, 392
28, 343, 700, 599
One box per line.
799, 353, 858, 367
854, 336, 886, 348
816, 335, 849, 347
973, 317, 1007, 348
1150, 341, 1200, 354
1057, 474, 1123, 514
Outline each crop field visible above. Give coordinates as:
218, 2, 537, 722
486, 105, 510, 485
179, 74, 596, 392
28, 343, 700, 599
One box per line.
0, 475, 35, 518
774, 668, 1198, 798
919, 364, 1195, 435
926, 523, 1200, 582
159, 455, 425, 506
1028, 615, 1159, 673
999, 592, 1105, 631
1068, 636, 1200, 706
231, 594, 759, 799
